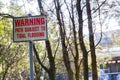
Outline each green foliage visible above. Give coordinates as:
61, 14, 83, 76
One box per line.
0, 0, 30, 79
0, 24, 4, 36
0, 18, 29, 79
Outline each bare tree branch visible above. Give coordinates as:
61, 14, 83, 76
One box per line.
33, 43, 49, 72
94, 0, 103, 47
0, 13, 14, 18
53, 38, 60, 59
83, 0, 107, 22
92, 0, 107, 14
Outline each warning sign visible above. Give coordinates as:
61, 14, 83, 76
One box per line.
13, 15, 47, 42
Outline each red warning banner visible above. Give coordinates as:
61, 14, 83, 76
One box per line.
13, 16, 47, 42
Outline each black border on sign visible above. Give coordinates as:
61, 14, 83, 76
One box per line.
13, 15, 48, 42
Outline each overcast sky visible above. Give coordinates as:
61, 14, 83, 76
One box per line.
1, 0, 120, 34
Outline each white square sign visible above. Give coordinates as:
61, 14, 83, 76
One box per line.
13, 15, 47, 42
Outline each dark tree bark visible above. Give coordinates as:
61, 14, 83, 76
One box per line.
76, 0, 89, 80
33, 40, 56, 80
64, 0, 80, 79
53, 0, 74, 80
36, 1, 56, 80
45, 40, 56, 80
86, 0, 98, 80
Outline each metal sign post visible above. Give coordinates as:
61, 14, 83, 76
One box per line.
13, 14, 47, 80
29, 41, 34, 80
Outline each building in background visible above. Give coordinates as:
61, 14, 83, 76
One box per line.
95, 29, 120, 80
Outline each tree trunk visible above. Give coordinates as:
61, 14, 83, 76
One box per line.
76, 0, 89, 80
60, 11, 74, 80
75, 59, 80, 80
70, 2, 80, 80
45, 40, 56, 80
54, 0, 74, 80
86, 0, 98, 80
36, 1, 56, 79
33, 40, 56, 80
